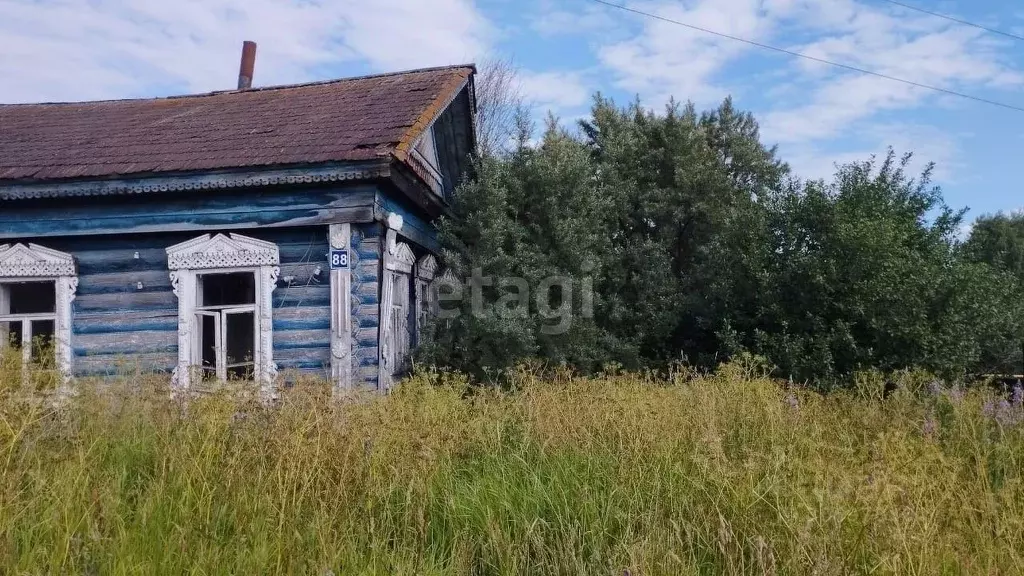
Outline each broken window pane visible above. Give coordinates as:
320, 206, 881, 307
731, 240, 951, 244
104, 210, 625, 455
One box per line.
199, 272, 256, 307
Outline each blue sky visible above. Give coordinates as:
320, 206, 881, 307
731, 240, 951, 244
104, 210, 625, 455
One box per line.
1, 0, 1022, 224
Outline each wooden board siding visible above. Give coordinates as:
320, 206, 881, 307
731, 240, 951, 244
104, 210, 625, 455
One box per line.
375, 191, 439, 252
432, 87, 475, 200
351, 224, 382, 389
0, 184, 376, 240
35, 229, 333, 378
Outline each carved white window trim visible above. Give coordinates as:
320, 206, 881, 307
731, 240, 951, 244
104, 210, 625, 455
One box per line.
414, 254, 438, 345
0, 243, 78, 383
166, 233, 279, 397
379, 214, 416, 392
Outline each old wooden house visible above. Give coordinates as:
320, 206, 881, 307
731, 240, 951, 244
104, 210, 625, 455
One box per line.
0, 47, 475, 395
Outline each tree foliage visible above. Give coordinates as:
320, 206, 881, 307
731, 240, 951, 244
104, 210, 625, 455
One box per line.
421, 95, 1023, 386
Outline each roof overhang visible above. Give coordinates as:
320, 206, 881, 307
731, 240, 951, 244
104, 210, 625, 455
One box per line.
0, 161, 390, 201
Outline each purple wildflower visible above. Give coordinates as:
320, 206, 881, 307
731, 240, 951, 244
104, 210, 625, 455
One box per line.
922, 415, 939, 438
995, 400, 1016, 427
947, 385, 965, 404
1012, 383, 1023, 407
984, 398, 1023, 428
927, 380, 944, 397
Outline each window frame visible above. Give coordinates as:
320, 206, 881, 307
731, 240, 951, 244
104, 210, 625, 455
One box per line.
166, 234, 279, 395
0, 243, 78, 383
193, 269, 259, 382
0, 279, 58, 367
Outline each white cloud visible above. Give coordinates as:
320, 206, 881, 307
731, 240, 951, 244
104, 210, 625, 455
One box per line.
531, 4, 617, 37
782, 123, 960, 184
519, 70, 592, 112
762, 20, 1022, 144
596, 0, 769, 105
578, 0, 1021, 183
0, 0, 492, 103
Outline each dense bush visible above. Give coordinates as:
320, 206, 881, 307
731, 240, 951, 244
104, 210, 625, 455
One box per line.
422, 97, 1024, 386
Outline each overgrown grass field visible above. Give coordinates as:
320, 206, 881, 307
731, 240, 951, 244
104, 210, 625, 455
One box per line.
1, 361, 1023, 574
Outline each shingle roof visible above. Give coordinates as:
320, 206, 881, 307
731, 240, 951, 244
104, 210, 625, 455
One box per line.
0, 64, 474, 182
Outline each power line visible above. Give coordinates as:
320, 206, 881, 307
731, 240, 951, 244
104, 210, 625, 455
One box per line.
587, 0, 1024, 113
877, 0, 1024, 42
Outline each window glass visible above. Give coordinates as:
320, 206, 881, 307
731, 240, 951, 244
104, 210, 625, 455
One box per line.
199, 272, 256, 307
6, 281, 56, 314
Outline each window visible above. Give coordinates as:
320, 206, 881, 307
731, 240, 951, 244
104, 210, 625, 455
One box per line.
0, 281, 57, 366
379, 232, 416, 391
166, 233, 279, 392
414, 254, 438, 347
0, 243, 77, 380
195, 272, 257, 381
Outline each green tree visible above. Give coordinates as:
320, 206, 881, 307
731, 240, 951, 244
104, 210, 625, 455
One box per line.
418, 117, 617, 379
581, 96, 786, 367
423, 95, 1021, 386
963, 211, 1024, 373
734, 152, 1020, 382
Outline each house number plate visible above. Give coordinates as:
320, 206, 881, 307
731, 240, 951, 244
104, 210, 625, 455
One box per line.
330, 249, 349, 269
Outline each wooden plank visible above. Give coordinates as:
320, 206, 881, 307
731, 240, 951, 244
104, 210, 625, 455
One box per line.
74, 330, 177, 356
73, 248, 170, 275
0, 204, 374, 240
76, 270, 173, 296
74, 310, 178, 335
274, 329, 331, 350
272, 285, 330, 308
374, 193, 439, 252
274, 347, 330, 368
0, 163, 387, 201
0, 186, 375, 225
354, 326, 379, 347
74, 291, 178, 313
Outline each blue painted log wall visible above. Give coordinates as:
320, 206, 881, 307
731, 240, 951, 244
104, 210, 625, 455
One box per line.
0, 184, 377, 240
374, 191, 439, 251
37, 228, 341, 378
0, 178, 438, 386
351, 224, 382, 389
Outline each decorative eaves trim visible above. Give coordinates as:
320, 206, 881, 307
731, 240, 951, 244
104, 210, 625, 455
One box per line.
0, 163, 390, 201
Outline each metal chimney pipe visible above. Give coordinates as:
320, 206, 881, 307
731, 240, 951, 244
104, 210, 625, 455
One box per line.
237, 41, 257, 90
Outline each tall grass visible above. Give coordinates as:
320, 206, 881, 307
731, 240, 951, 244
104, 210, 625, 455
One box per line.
1, 359, 1023, 574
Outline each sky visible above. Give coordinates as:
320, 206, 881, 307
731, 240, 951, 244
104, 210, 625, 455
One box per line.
0, 0, 1022, 222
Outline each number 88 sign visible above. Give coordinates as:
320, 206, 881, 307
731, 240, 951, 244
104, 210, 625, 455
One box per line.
330, 249, 349, 269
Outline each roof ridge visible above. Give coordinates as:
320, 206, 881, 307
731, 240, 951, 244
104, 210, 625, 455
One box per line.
0, 63, 477, 107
